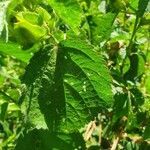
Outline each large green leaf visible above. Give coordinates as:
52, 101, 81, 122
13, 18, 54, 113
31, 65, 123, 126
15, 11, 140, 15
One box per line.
124, 53, 145, 81
0, 40, 32, 63
47, 0, 82, 34
22, 39, 113, 132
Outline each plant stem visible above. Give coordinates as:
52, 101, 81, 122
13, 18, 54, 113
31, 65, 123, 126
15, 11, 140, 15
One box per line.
120, 15, 140, 76
111, 136, 120, 150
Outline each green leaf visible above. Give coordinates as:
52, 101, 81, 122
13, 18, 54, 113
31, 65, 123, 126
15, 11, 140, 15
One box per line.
47, 0, 82, 34
18, 11, 43, 25
15, 12, 47, 41
110, 0, 128, 11
143, 125, 150, 140
21, 46, 57, 129
130, 88, 144, 106
36, 6, 51, 23
36, 6, 55, 31
0, 40, 32, 63
130, 0, 139, 10
137, 0, 149, 17
113, 93, 129, 121
15, 129, 85, 150
22, 39, 113, 132
0, 99, 8, 121
7, 103, 20, 112
12, 11, 47, 49
88, 13, 117, 44
124, 51, 145, 81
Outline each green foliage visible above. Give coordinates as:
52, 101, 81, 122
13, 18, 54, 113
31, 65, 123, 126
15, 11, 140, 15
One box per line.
47, 0, 82, 34
88, 12, 117, 44
0, 0, 150, 149
15, 129, 86, 150
22, 39, 113, 132
137, 0, 149, 17
0, 40, 32, 62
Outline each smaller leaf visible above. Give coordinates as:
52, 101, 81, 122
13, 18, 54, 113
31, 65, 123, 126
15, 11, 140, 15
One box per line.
113, 93, 129, 121
0, 98, 8, 121
88, 12, 117, 44
130, 0, 139, 10
36, 6, 51, 23
18, 11, 43, 25
137, 0, 149, 17
15, 12, 46, 41
47, 0, 82, 34
0, 40, 32, 62
36, 6, 55, 30
143, 125, 150, 140
7, 103, 20, 112
130, 88, 144, 106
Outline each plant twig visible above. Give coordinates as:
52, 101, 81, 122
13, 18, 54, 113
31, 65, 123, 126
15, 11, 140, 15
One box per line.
120, 15, 140, 76
84, 120, 96, 141
111, 136, 120, 150
98, 123, 102, 145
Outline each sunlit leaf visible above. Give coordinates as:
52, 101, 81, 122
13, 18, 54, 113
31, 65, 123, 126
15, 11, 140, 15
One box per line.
0, 40, 32, 62
47, 0, 82, 34
22, 39, 113, 132
138, 0, 149, 17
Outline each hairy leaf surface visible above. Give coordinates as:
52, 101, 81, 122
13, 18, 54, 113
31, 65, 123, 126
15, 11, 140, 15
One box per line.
22, 40, 113, 132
